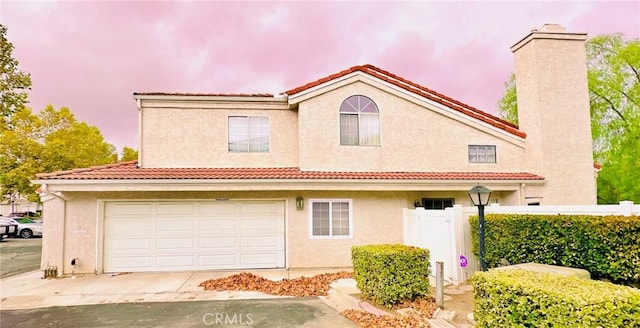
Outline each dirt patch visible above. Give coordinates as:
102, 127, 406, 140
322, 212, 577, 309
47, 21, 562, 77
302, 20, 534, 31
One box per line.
343, 293, 437, 327
342, 309, 429, 328
443, 283, 475, 325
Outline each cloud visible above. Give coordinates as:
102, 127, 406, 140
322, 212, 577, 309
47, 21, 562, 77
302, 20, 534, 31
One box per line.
2, 1, 638, 153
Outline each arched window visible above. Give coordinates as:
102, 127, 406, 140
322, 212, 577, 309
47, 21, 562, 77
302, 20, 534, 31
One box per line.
339, 95, 380, 146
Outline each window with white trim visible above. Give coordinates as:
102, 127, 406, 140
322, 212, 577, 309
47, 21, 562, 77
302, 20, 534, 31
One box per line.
340, 95, 380, 146
468, 145, 496, 163
309, 199, 352, 238
228, 116, 270, 152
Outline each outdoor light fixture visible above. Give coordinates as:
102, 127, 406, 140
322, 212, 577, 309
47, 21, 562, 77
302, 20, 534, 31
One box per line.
295, 196, 304, 210
468, 185, 492, 271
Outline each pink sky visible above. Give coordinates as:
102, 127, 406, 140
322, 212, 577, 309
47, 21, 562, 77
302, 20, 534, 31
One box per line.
2, 1, 639, 153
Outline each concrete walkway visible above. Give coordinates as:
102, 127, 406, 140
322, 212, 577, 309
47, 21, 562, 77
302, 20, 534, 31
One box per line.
0, 268, 348, 310
1, 269, 477, 327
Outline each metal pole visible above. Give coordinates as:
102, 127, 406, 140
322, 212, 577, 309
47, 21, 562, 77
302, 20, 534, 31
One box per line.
479, 204, 486, 271
435, 261, 444, 308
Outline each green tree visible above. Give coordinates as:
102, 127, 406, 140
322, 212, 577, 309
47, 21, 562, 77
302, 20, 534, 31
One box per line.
497, 34, 640, 203
0, 24, 31, 123
497, 74, 518, 125
120, 146, 138, 162
0, 106, 117, 201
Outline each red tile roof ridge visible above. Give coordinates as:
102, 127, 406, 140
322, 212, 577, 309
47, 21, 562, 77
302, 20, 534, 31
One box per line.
362, 64, 518, 129
283, 65, 367, 95
283, 64, 524, 138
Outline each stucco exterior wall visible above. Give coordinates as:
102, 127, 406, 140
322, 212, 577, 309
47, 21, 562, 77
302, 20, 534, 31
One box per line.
297, 81, 527, 172
40, 195, 65, 273
139, 101, 298, 168
44, 190, 516, 274
287, 191, 408, 268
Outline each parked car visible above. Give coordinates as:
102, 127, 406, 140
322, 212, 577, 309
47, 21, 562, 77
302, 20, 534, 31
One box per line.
0, 218, 43, 238
0, 220, 18, 240
15, 217, 43, 224
9, 211, 42, 218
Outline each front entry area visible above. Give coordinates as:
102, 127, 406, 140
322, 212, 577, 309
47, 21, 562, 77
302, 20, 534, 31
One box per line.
103, 200, 285, 272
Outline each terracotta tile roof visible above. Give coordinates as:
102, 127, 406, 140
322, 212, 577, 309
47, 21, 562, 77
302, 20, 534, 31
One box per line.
133, 92, 275, 97
36, 161, 544, 181
284, 64, 525, 138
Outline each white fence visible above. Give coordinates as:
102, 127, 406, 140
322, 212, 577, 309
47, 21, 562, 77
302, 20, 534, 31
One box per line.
402, 201, 640, 285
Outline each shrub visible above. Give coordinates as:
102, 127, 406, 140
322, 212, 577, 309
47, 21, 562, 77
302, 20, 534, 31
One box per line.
472, 269, 640, 327
469, 214, 640, 286
351, 244, 430, 307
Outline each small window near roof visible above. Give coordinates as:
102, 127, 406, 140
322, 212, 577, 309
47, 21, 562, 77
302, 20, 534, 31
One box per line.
340, 95, 380, 146
228, 116, 270, 152
421, 198, 455, 209
469, 145, 496, 163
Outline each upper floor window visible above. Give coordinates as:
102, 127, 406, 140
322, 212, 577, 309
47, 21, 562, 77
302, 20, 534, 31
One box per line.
228, 116, 270, 152
339, 95, 380, 146
468, 145, 496, 163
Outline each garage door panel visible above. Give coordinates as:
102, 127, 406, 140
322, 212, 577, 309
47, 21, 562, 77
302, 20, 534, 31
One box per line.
239, 202, 284, 215
156, 238, 195, 250
157, 219, 195, 233
109, 256, 154, 269
157, 256, 196, 268
199, 218, 235, 232
240, 217, 281, 231
199, 255, 239, 266
156, 203, 195, 215
106, 220, 154, 235
106, 203, 154, 216
107, 238, 153, 252
240, 236, 279, 248
198, 203, 237, 215
104, 201, 285, 272
240, 253, 280, 266
198, 237, 236, 249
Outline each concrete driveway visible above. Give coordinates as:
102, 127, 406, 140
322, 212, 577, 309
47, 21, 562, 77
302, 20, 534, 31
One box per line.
0, 237, 41, 278
0, 298, 356, 328
0, 269, 359, 327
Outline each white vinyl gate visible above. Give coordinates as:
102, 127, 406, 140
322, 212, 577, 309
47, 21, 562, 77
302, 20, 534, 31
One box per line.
403, 201, 640, 284
403, 205, 479, 284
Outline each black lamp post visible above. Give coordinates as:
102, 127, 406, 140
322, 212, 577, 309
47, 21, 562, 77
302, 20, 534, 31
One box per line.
468, 185, 492, 271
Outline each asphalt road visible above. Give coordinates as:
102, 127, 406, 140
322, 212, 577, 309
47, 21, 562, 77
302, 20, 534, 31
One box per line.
0, 237, 42, 278
0, 298, 357, 328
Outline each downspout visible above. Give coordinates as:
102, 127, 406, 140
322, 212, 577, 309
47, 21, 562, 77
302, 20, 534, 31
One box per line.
520, 183, 526, 206
41, 184, 67, 277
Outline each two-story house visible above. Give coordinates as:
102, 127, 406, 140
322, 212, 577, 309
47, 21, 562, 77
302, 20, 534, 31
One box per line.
35, 24, 597, 275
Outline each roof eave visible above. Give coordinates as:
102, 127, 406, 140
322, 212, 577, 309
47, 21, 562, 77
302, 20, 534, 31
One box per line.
34, 178, 545, 193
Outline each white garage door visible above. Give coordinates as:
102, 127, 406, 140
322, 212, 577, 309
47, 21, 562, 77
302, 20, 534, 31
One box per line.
103, 201, 285, 272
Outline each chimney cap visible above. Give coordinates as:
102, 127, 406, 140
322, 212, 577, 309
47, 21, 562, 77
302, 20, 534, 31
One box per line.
536, 24, 567, 33
511, 24, 586, 53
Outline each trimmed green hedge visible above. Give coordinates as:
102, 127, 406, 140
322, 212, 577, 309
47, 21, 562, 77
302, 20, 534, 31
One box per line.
469, 214, 640, 286
472, 269, 640, 327
351, 244, 430, 307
